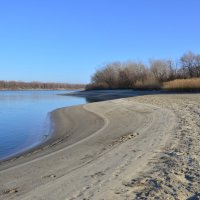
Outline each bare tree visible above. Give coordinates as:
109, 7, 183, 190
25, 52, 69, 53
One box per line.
194, 54, 200, 77
180, 51, 200, 78
91, 61, 149, 89
91, 62, 121, 88
150, 59, 173, 82
0, 81, 84, 90
87, 52, 200, 90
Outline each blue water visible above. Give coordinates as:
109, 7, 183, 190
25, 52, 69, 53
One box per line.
0, 90, 87, 160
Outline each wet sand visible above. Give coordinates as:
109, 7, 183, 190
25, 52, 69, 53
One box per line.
0, 91, 200, 200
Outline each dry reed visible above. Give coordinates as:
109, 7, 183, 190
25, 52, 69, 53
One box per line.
163, 78, 200, 91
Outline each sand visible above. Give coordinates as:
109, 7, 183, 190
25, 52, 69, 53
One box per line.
0, 91, 200, 200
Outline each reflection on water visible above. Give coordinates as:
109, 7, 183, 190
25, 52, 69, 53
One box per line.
0, 90, 86, 160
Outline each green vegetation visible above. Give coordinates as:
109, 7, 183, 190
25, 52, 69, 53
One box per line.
0, 81, 85, 90
86, 51, 200, 91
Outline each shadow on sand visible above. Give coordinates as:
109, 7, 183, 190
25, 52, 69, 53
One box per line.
64, 89, 195, 103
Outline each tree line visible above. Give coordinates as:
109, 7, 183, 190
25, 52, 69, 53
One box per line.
86, 51, 200, 90
0, 81, 85, 90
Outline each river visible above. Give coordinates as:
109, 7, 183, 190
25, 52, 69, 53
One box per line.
0, 90, 87, 160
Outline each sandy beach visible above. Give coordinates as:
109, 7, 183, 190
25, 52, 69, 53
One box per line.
0, 92, 200, 200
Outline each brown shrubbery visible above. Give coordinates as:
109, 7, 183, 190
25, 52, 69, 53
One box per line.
86, 60, 171, 90
163, 78, 200, 91
87, 51, 200, 91
0, 81, 85, 90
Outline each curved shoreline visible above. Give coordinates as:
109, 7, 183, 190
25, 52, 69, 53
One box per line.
1, 93, 200, 200
0, 89, 168, 163
0, 96, 175, 200
0, 104, 105, 170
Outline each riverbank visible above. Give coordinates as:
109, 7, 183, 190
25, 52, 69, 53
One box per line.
0, 90, 88, 162
65, 89, 165, 102
0, 92, 200, 200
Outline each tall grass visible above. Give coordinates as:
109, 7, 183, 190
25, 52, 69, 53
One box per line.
163, 78, 200, 91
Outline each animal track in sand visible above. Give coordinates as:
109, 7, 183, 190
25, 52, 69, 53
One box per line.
109, 132, 140, 147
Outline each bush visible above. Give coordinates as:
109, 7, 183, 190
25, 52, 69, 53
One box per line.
134, 79, 161, 90
85, 82, 109, 90
88, 61, 150, 90
86, 51, 200, 91
163, 78, 200, 91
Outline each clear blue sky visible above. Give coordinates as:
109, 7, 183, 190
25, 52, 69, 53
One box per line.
0, 0, 200, 83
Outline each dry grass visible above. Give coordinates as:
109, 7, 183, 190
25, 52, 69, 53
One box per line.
163, 78, 200, 91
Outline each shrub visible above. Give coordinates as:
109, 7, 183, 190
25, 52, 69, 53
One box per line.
163, 78, 200, 91
134, 79, 161, 90
86, 51, 200, 91
85, 82, 109, 90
